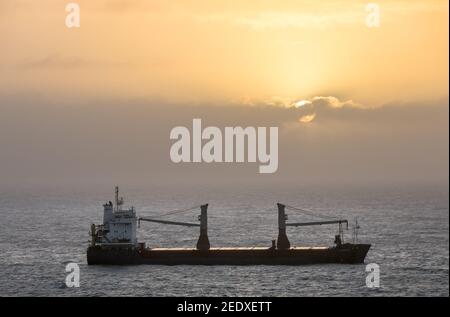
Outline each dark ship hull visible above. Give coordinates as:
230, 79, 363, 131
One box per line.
87, 244, 371, 265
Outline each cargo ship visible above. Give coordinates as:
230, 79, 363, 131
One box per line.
87, 187, 371, 265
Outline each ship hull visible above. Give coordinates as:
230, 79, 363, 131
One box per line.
87, 244, 371, 265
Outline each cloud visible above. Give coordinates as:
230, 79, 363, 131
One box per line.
297, 96, 361, 109
298, 113, 316, 123
245, 95, 361, 110
191, 3, 365, 30
0, 94, 447, 185
229, 12, 362, 30
283, 96, 362, 123
101, 0, 169, 13
241, 95, 364, 124
18, 55, 128, 70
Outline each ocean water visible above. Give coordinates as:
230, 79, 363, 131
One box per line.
0, 183, 448, 297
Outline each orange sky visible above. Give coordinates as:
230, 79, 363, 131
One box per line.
0, 0, 448, 107
0, 1, 448, 185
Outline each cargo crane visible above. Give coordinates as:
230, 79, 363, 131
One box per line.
138, 204, 210, 250
276, 203, 348, 249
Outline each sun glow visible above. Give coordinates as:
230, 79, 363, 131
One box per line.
299, 113, 316, 123
0, 0, 447, 106
295, 100, 313, 108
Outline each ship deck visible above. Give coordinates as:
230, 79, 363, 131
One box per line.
149, 246, 329, 251
87, 244, 370, 265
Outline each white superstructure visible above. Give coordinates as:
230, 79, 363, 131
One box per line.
93, 186, 137, 246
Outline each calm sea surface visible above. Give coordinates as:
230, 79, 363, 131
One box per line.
0, 183, 448, 296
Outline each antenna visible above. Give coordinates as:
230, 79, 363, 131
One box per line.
352, 218, 360, 243
115, 186, 119, 212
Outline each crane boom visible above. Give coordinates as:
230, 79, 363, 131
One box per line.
286, 219, 348, 227
138, 218, 200, 227
138, 204, 210, 250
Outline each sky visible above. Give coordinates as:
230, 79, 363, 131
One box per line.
0, 0, 448, 187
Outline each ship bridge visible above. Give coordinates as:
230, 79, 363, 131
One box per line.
91, 186, 137, 246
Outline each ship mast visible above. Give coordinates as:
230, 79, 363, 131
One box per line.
115, 186, 119, 212
114, 185, 124, 212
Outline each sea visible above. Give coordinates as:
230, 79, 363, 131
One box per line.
0, 183, 448, 297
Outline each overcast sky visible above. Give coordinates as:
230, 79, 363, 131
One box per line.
0, 0, 448, 187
